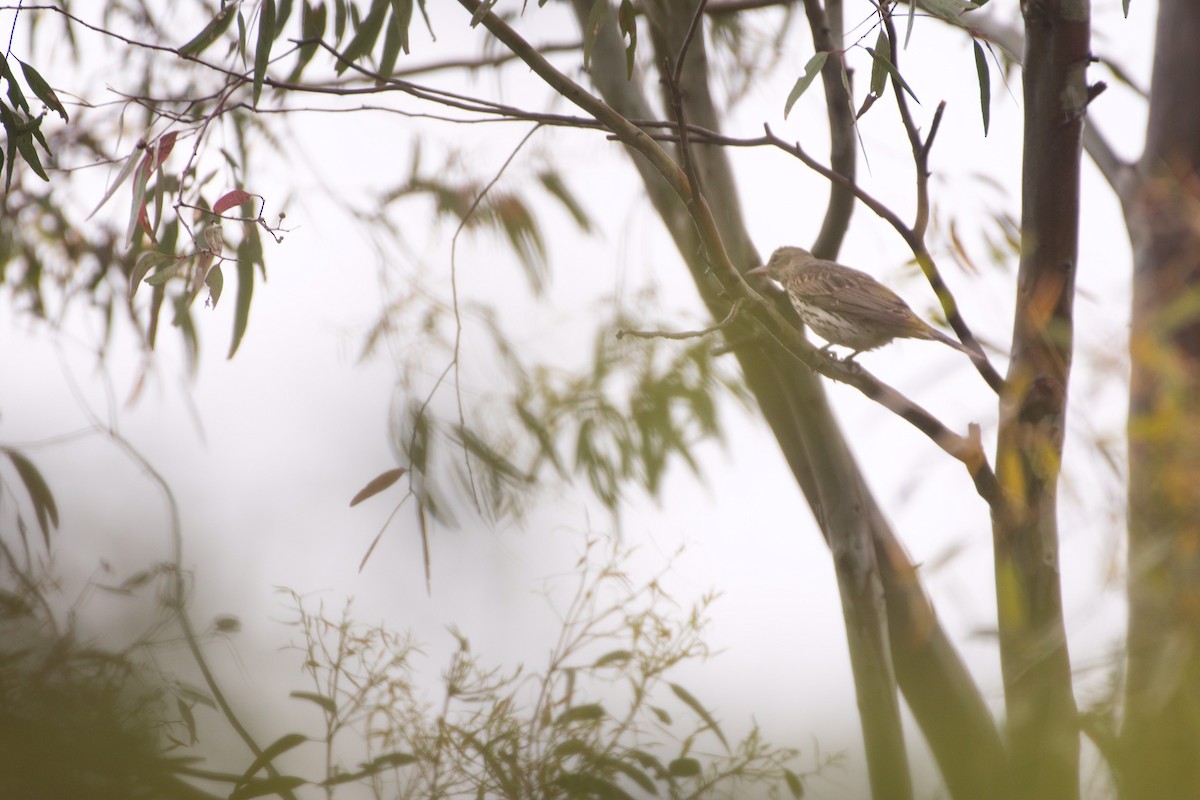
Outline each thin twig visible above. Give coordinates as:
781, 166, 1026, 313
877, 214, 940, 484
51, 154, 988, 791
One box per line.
617, 299, 742, 340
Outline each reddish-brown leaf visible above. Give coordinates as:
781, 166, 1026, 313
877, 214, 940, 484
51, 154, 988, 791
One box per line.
350, 467, 407, 506
214, 189, 256, 216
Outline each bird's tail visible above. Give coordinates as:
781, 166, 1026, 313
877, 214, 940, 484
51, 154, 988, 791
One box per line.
927, 326, 974, 355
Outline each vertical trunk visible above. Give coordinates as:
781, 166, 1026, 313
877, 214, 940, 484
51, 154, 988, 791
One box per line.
992, 1, 1088, 797
1122, 1, 1200, 796
551, 1, 1006, 795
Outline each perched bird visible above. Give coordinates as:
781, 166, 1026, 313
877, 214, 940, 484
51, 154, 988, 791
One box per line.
748, 246, 972, 358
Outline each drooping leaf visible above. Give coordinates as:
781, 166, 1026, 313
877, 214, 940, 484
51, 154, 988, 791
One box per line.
369, 752, 418, 769
864, 46, 919, 103
291, 1, 327, 80
253, 0, 276, 105
88, 145, 142, 219
336, 0, 388, 73
973, 39, 991, 135
667, 757, 701, 778
618, 0, 637, 79
391, 0, 414, 56
3, 449, 59, 547
145, 257, 186, 286
377, 8, 404, 81
236, 733, 308, 787
229, 776, 307, 800
350, 467, 408, 505
538, 170, 592, 232
868, 30, 890, 100
784, 768, 806, 798
206, 264, 224, 307
553, 773, 637, 800
229, 241, 256, 358
17, 60, 67, 121
583, 0, 608, 71
783, 52, 828, 118
290, 691, 337, 713
130, 251, 180, 298
179, 5, 237, 56
592, 649, 633, 667
918, 0, 979, 25
554, 703, 606, 726
670, 682, 728, 750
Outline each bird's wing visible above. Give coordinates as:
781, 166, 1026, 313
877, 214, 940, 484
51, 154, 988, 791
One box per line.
792, 262, 918, 320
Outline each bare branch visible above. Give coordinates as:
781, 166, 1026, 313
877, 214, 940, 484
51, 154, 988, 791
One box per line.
617, 300, 743, 340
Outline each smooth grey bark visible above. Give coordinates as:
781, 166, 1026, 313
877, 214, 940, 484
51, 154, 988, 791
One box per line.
570, 3, 1003, 798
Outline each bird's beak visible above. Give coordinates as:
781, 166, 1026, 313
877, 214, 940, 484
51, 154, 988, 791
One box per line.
746, 265, 768, 277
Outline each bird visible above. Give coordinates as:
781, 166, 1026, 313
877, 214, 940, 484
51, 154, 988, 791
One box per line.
747, 246, 972, 358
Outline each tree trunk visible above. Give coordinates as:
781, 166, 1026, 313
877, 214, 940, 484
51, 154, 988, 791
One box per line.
1122, 1, 1200, 797
570, 2, 1004, 797
991, 1, 1088, 797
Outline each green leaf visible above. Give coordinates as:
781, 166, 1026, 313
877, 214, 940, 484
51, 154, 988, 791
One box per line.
592, 649, 633, 667
784, 768, 805, 798
554, 703, 606, 726
291, 1, 327, 80
377, 8, 404, 82
553, 773, 637, 800
145, 257, 186, 286
179, 5, 237, 56
3, 449, 58, 547
366, 751, 418, 769
274, 0, 295, 36
1122, 0, 1131, 16
918, 0, 979, 24
337, 0, 388, 73
206, 264, 224, 307
973, 40, 991, 135
334, 0, 347, 40
618, 0, 637, 79
236, 733, 307, 787
130, 251, 179, 298
670, 683, 728, 750
668, 757, 701, 778
904, 0, 916, 48
229, 776, 307, 800
88, 145, 142, 219
254, 0, 276, 106
1, 56, 29, 113
125, 158, 150, 247
12, 123, 48, 181
783, 52, 828, 119
17, 60, 67, 121
290, 690, 337, 713
229, 248, 255, 358
868, 30, 889, 99
391, 0, 414, 55
864, 46, 919, 103
583, 0, 608, 71
538, 171, 592, 232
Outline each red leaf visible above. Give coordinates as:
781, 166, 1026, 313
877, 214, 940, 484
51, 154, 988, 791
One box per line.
214, 189, 255, 216
137, 131, 179, 178
154, 131, 177, 170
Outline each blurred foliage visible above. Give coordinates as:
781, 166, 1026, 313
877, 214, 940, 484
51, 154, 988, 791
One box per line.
0, 518, 818, 799
273, 537, 814, 798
